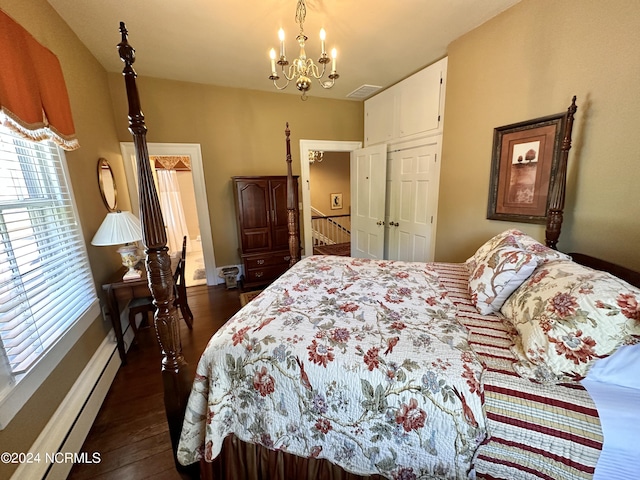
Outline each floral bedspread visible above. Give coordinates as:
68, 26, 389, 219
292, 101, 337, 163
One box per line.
178, 256, 486, 479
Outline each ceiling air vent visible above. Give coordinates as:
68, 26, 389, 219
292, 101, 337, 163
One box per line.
346, 84, 382, 100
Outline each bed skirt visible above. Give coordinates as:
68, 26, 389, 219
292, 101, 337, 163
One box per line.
200, 435, 386, 480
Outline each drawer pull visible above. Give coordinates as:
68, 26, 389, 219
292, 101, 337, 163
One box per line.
255, 272, 264, 278
284, 256, 291, 261
257, 259, 265, 265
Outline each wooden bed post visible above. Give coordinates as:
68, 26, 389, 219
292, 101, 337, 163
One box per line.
546, 96, 577, 249
117, 23, 196, 479
285, 122, 299, 266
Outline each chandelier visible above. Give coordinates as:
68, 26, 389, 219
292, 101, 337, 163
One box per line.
268, 0, 339, 100
308, 150, 324, 163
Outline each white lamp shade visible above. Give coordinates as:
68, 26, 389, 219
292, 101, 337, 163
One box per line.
91, 211, 143, 246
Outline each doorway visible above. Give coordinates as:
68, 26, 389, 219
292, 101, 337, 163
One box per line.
309, 151, 351, 255
120, 142, 217, 286
299, 140, 362, 257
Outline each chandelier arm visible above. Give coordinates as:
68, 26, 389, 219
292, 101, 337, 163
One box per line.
271, 77, 291, 91
281, 62, 298, 82
306, 60, 327, 80
317, 77, 335, 89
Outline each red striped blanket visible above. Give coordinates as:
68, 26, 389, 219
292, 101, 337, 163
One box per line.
433, 263, 603, 480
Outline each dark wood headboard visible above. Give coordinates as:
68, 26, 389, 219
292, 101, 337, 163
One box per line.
115, 24, 578, 478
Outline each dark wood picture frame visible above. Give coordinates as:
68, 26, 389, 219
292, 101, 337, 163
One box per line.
487, 111, 567, 223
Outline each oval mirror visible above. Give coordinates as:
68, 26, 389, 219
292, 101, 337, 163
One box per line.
97, 158, 118, 211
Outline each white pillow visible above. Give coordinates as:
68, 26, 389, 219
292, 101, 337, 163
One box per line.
585, 343, 640, 389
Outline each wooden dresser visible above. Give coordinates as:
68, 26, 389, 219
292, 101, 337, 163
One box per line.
233, 176, 300, 288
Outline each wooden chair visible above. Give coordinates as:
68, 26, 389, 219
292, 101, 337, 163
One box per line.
127, 236, 193, 337
174, 235, 193, 328
128, 296, 155, 336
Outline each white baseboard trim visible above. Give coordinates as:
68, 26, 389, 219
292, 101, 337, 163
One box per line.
11, 332, 122, 480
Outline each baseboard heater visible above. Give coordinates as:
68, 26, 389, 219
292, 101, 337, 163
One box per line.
11, 322, 135, 480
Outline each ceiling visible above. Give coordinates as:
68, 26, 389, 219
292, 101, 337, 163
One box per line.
47, 0, 521, 101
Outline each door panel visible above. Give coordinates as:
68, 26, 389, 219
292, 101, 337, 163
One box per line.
351, 144, 387, 259
387, 142, 441, 262
270, 179, 295, 250
235, 179, 271, 252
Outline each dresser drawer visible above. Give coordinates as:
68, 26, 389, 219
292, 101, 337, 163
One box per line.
244, 263, 288, 284
244, 252, 291, 269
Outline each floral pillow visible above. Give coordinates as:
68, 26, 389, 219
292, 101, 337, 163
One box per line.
513, 230, 572, 264
468, 236, 539, 315
501, 260, 640, 384
465, 229, 571, 272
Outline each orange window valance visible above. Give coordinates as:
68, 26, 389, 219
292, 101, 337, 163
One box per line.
0, 9, 79, 150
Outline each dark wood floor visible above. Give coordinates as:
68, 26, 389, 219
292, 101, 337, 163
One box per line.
68, 284, 243, 480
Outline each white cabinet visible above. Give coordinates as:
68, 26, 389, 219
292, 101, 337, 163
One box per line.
364, 90, 394, 145
361, 57, 447, 262
364, 57, 447, 147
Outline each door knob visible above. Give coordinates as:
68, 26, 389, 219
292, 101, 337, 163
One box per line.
376, 220, 385, 226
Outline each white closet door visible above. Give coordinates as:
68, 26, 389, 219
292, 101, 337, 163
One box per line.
385, 140, 441, 262
350, 144, 387, 259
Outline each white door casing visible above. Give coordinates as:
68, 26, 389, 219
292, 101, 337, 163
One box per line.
385, 139, 442, 262
350, 144, 388, 259
120, 142, 217, 286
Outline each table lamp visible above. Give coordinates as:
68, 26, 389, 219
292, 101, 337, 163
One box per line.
91, 210, 143, 281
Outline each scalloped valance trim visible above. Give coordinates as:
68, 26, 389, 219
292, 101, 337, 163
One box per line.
0, 109, 80, 151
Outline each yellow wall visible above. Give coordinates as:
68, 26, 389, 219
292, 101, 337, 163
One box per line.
0, 1, 124, 477
437, 0, 640, 270
2, 0, 638, 476
107, 75, 363, 266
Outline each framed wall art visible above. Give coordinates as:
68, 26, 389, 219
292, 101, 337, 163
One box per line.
487, 111, 567, 223
330, 193, 343, 210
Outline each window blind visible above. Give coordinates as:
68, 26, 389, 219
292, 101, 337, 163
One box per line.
0, 124, 96, 377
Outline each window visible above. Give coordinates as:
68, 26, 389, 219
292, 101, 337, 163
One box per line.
0, 124, 98, 428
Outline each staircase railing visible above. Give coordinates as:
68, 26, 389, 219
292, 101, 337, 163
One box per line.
311, 210, 351, 246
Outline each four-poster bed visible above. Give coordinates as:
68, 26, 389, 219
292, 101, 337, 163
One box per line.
116, 24, 640, 480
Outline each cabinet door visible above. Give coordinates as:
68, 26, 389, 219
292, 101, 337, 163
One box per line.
364, 88, 395, 146
235, 179, 272, 252
385, 141, 441, 262
398, 62, 444, 138
269, 178, 296, 250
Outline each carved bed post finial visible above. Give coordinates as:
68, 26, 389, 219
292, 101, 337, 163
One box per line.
117, 23, 193, 476
285, 122, 299, 266
546, 96, 577, 250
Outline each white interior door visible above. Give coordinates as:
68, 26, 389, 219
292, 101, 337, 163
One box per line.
385, 140, 441, 262
350, 144, 387, 259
